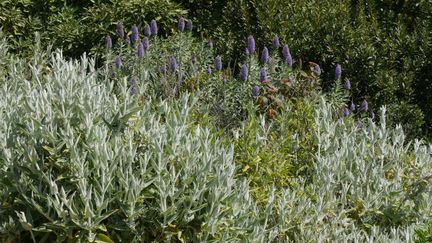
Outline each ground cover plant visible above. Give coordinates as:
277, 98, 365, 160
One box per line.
0, 16, 431, 242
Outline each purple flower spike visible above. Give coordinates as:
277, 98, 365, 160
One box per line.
116, 22, 124, 38
143, 24, 151, 37
160, 65, 167, 74
142, 37, 149, 50
282, 45, 290, 59
137, 43, 144, 59
105, 36, 112, 49
131, 25, 139, 42
187, 19, 193, 31
261, 46, 269, 63
360, 100, 368, 112
285, 51, 293, 67
208, 39, 213, 49
150, 19, 158, 35
247, 35, 255, 54
124, 36, 131, 45
245, 47, 250, 56
314, 64, 321, 76
260, 68, 268, 83
214, 55, 222, 71
350, 101, 356, 111
272, 35, 280, 49
207, 66, 212, 74
252, 86, 260, 97
130, 77, 137, 95
114, 56, 122, 69
335, 64, 342, 79
343, 78, 351, 89
240, 64, 248, 81
170, 57, 177, 71
342, 107, 350, 117
178, 17, 185, 32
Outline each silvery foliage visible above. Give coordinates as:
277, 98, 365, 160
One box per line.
0, 38, 278, 242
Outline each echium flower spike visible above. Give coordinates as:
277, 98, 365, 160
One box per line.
260, 68, 268, 83
261, 46, 269, 63
360, 100, 368, 112
273, 35, 280, 49
105, 36, 112, 49
150, 19, 158, 35
142, 37, 149, 50
214, 55, 222, 71
240, 64, 248, 81
114, 56, 122, 69
170, 57, 177, 71
130, 77, 137, 95
342, 107, 350, 117
245, 47, 250, 55
335, 64, 342, 79
282, 45, 290, 60
178, 17, 185, 32
343, 78, 351, 89
285, 51, 293, 67
160, 65, 167, 74
187, 19, 193, 31
314, 64, 321, 76
124, 36, 131, 45
208, 39, 213, 49
252, 86, 260, 97
207, 66, 212, 74
116, 22, 124, 38
247, 35, 255, 54
131, 25, 139, 42
137, 43, 144, 59
143, 24, 151, 37
350, 101, 356, 111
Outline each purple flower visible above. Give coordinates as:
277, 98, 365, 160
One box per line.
343, 78, 351, 89
208, 39, 213, 49
207, 66, 212, 74
130, 77, 137, 95
360, 100, 368, 112
187, 19, 193, 31
245, 47, 250, 56
240, 64, 248, 81
214, 55, 222, 71
105, 36, 112, 49
178, 17, 185, 32
260, 68, 268, 83
170, 57, 177, 71
272, 35, 280, 49
116, 22, 124, 38
252, 86, 260, 97
247, 35, 255, 54
285, 51, 293, 67
142, 37, 149, 50
313, 64, 321, 76
335, 64, 342, 79
282, 45, 290, 60
137, 43, 144, 59
342, 107, 350, 117
150, 19, 158, 35
160, 65, 167, 74
356, 121, 363, 129
261, 46, 269, 63
114, 56, 122, 69
143, 24, 151, 37
131, 25, 139, 42
350, 101, 356, 111
124, 36, 131, 45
